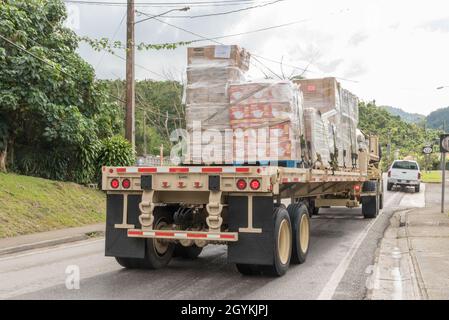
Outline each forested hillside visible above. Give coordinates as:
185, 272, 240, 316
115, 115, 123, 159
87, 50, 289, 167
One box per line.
359, 102, 441, 170
380, 106, 425, 124
427, 106, 449, 130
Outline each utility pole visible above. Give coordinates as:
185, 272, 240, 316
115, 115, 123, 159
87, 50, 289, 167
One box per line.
143, 110, 147, 156
125, 0, 135, 151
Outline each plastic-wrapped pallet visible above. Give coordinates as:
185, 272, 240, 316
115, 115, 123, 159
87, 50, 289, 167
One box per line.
228, 81, 304, 163
340, 88, 359, 168
303, 108, 332, 168
295, 78, 341, 114
296, 77, 360, 169
184, 45, 250, 164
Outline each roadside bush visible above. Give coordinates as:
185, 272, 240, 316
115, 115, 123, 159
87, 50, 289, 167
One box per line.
96, 136, 135, 183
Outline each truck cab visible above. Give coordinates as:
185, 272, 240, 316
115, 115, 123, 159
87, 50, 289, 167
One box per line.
387, 160, 421, 192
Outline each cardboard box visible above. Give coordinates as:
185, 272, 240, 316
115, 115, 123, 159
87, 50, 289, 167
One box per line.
185, 85, 228, 104
187, 45, 250, 71
186, 66, 244, 84
295, 77, 340, 115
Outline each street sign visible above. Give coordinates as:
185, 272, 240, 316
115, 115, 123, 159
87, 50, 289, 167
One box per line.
440, 134, 449, 153
422, 146, 433, 155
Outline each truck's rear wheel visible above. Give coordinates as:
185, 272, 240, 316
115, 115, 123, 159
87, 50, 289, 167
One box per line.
144, 212, 175, 269
261, 207, 292, 277
287, 203, 310, 264
361, 181, 379, 219
173, 244, 203, 259
115, 257, 148, 269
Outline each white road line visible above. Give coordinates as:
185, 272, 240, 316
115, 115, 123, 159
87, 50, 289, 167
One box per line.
317, 190, 401, 300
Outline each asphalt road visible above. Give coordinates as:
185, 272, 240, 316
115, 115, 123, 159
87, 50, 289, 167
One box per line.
0, 181, 427, 300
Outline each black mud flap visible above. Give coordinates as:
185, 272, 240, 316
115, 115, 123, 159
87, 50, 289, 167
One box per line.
227, 196, 275, 265
105, 194, 145, 259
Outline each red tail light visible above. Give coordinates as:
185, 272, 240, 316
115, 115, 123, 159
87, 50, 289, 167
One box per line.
110, 179, 119, 189
388, 171, 391, 178
418, 172, 421, 180
250, 179, 261, 190
122, 179, 131, 189
236, 179, 247, 190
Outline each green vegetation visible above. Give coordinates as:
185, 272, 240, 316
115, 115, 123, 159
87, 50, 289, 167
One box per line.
381, 105, 449, 131
0, 172, 105, 238
0, 1, 130, 182
102, 79, 185, 156
380, 106, 426, 124
421, 171, 442, 183
427, 106, 449, 130
359, 101, 442, 171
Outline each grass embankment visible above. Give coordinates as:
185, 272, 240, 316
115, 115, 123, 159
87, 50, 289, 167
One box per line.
0, 173, 105, 238
421, 171, 442, 183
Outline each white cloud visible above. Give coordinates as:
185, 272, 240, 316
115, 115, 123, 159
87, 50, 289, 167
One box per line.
70, 0, 449, 115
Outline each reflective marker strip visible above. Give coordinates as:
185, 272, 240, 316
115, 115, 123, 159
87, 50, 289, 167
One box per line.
115, 167, 251, 174
127, 229, 238, 241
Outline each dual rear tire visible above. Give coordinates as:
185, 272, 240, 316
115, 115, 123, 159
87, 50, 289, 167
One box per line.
235, 203, 310, 277
115, 209, 175, 269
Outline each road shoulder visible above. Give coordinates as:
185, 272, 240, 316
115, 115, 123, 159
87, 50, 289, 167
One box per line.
368, 206, 449, 300
0, 223, 105, 257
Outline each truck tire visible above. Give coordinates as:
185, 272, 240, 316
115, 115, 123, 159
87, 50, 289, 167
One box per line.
260, 207, 292, 277
415, 184, 420, 193
287, 203, 310, 264
362, 181, 379, 219
113, 208, 175, 270
173, 244, 203, 259
115, 257, 148, 269
387, 183, 393, 191
143, 210, 176, 269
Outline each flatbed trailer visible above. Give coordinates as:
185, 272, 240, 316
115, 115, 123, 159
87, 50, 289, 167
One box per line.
101, 145, 383, 276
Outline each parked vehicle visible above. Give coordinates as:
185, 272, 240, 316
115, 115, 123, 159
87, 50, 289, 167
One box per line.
387, 160, 421, 192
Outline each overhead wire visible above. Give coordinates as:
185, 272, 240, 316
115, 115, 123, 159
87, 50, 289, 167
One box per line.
137, 11, 283, 79
63, 0, 272, 8
0, 33, 127, 105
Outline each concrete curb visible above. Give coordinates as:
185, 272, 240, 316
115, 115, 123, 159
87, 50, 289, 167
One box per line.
0, 231, 104, 257
368, 208, 422, 300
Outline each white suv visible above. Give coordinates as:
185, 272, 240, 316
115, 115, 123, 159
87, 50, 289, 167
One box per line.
387, 160, 421, 192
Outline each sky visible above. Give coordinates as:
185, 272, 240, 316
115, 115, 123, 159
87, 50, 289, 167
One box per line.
65, 0, 449, 115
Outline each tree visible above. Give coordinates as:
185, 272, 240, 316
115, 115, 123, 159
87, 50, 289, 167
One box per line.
358, 101, 441, 170
102, 79, 185, 156
0, 0, 122, 181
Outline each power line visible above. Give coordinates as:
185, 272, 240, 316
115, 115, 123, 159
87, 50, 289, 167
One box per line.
95, 9, 127, 70
63, 0, 269, 7
137, 11, 282, 78
251, 54, 360, 83
0, 33, 127, 105
136, 9, 359, 82
152, 0, 286, 18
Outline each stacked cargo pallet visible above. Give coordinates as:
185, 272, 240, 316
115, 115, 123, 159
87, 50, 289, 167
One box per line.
228, 81, 304, 164
184, 45, 250, 164
295, 77, 359, 169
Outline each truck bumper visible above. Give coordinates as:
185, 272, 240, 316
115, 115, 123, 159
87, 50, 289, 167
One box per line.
388, 178, 420, 187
